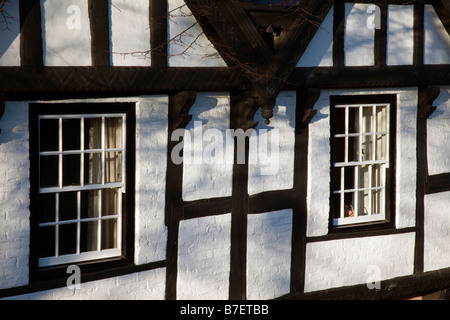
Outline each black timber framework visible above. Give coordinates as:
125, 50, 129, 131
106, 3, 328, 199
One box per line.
0, 0, 450, 300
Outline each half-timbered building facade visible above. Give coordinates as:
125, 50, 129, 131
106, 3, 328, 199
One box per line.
0, 0, 449, 300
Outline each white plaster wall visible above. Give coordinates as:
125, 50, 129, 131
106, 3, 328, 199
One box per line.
0, 0, 20, 66
182, 92, 233, 201
345, 3, 374, 66
110, 0, 151, 67
307, 88, 417, 237
304, 233, 415, 293
427, 87, 450, 175
424, 191, 450, 272
177, 214, 231, 300
387, 5, 414, 66
134, 96, 169, 264
0, 102, 30, 290
424, 5, 450, 65
246, 209, 292, 300
41, 0, 92, 66
248, 91, 295, 195
2, 268, 166, 300
168, 0, 226, 67
296, 6, 333, 68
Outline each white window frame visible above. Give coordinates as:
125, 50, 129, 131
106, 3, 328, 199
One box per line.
38, 113, 126, 267
332, 103, 390, 227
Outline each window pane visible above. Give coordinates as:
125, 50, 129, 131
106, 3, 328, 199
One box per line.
105, 117, 123, 149
62, 119, 81, 151
40, 119, 59, 152
348, 136, 360, 162
333, 193, 341, 219
333, 108, 345, 134
358, 190, 369, 216
343, 193, 354, 217
105, 152, 122, 183
59, 223, 77, 255
102, 188, 120, 217
85, 118, 102, 150
39, 226, 56, 258
361, 134, 373, 161
376, 106, 387, 132
349, 107, 359, 134
372, 164, 382, 188
81, 190, 100, 219
39, 193, 56, 223
333, 137, 345, 163
101, 219, 117, 250
59, 192, 78, 221
375, 134, 387, 160
372, 189, 382, 215
84, 153, 102, 185
81, 220, 98, 253
40, 155, 59, 188
63, 154, 81, 186
362, 106, 373, 133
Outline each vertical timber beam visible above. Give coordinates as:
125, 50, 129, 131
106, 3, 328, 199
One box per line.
333, 0, 345, 68
150, 0, 168, 67
228, 92, 259, 300
88, 0, 110, 67
19, 0, 43, 67
165, 91, 196, 300
290, 88, 320, 295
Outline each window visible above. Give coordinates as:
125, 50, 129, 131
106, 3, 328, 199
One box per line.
330, 95, 396, 229
30, 103, 135, 273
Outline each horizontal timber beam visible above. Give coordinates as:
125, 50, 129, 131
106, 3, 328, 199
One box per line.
0, 65, 449, 99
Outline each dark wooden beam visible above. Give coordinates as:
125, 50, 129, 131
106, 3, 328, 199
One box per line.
433, 0, 450, 36
375, 3, 387, 66
333, 0, 345, 68
288, 65, 450, 89
165, 91, 197, 300
150, 0, 168, 66
413, 4, 424, 66
0, 67, 249, 98
19, 0, 43, 67
88, 0, 110, 67
427, 173, 450, 195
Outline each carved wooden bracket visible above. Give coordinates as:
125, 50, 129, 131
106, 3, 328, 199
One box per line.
418, 86, 440, 119
169, 91, 197, 131
230, 91, 260, 131
298, 88, 320, 124
0, 93, 5, 134
185, 0, 334, 125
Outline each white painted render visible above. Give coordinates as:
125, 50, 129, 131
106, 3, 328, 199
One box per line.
177, 214, 231, 300
304, 232, 415, 293
427, 87, 450, 176
424, 191, 450, 273
246, 209, 292, 300
182, 92, 233, 201
345, 3, 375, 66
248, 91, 296, 195
296, 5, 333, 68
424, 5, 450, 65
0, 0, 20, 66
0, 102, 30, 291
41, 0, 92, 66
387, 5, 414, 65
307, 88, 417, 237
110, 0, 151, 66
167, 0, 226, 67
3, 267, 166, 300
